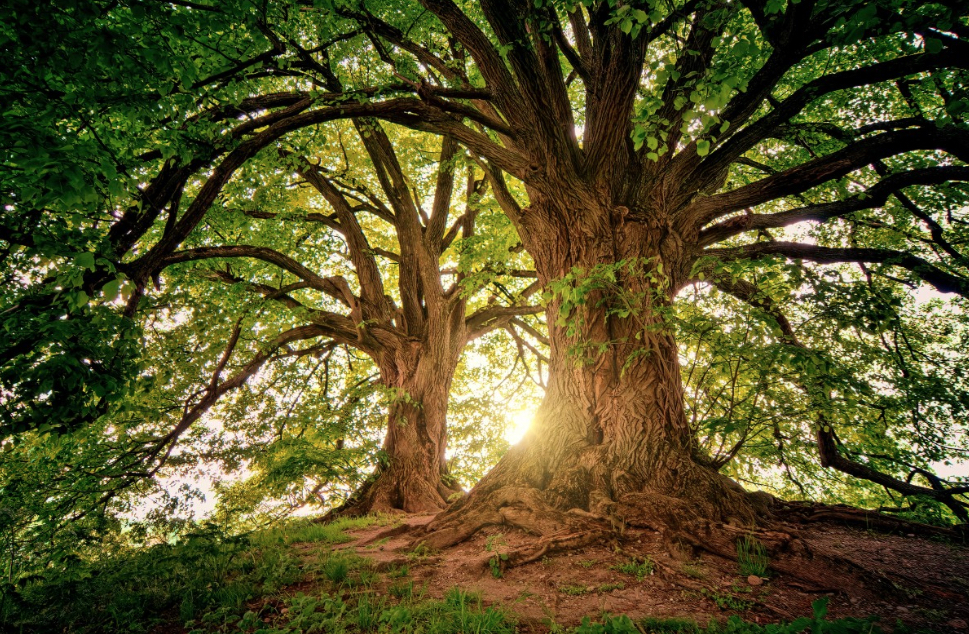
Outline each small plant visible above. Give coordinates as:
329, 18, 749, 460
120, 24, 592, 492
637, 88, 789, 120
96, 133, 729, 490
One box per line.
578, 559, 597, 568
639, 616, 701, 633
407, 542, 435, 561
574, 614, 640, 634
486, 533, 509, 579
681, 562, 706, 579
388, 564, 410, 578
597, 582, 626, 592
321, 555, 351, 584
355, 593, 384, 631
559, 584, 591, 595
389, 579, 415, 600
612, 556, 654, 580
698, 588, 753, 611
736, 535, 770, 578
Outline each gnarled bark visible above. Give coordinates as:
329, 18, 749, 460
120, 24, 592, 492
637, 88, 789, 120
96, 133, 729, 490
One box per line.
339, 341, 464, 516
422, 192, 759, 551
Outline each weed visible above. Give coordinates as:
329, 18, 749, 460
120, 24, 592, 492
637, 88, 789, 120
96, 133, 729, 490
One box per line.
388, 564, 410, 578
486, 533, 509, 579
597, 582, 626, 592
407, 542, 435, 561
559, 584, 591, 595
698, 588, 753, 611
578, 559, 597, 568
682, 562, 706, 579
575, 614, 640, 634
321, 555, 351, 584
736, 535, 769, 578
355, 593, 384, 630
612, 556, 654, 580
389, 579, 415, 600
353, 567, 378, 588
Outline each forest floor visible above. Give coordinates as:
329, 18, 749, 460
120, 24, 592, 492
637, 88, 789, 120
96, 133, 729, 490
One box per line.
273, 512, 969, 633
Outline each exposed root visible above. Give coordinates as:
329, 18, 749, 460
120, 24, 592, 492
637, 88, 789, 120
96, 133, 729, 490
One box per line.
358, 522, 414, 547
504, 530, 607, 568
776, 500, 963, 540
321, 470, 462, 521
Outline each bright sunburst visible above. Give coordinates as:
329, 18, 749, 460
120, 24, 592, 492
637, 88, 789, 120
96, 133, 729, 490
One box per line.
505, 410, 534, 445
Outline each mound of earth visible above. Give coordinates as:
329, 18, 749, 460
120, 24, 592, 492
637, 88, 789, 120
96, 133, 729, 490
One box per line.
303, 513, 969, 632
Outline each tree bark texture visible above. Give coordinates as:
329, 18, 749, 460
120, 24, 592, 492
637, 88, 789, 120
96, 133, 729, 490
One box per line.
424, 184, 757, 548
344, 322, 466, 515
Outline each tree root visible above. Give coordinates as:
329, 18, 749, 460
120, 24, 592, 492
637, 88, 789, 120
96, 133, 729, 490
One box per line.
503, 529, 607, 568
776, 500, 962, 540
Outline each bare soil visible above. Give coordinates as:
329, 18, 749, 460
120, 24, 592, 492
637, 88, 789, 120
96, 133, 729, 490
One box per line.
309, 513, 969, 632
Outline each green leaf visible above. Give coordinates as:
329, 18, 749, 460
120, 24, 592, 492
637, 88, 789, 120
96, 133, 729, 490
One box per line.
74, 252, 96, 271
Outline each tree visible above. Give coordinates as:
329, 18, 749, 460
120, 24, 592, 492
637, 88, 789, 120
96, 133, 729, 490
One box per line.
0, 0, 540, 517
3, 0, 969, 559
153, 119, 541, 515
404, 0, 969, 552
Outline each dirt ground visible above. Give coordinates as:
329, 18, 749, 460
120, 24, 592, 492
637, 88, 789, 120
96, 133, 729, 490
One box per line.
309, 513, 969, 632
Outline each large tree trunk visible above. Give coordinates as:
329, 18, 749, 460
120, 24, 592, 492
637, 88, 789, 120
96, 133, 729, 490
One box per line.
423, 192, 759, 549
347, 365, 461, 515
337, 312, 466, 516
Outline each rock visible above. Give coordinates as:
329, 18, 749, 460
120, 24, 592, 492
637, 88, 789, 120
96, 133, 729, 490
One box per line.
949, 619, 968, 630
747, 575, 764, 586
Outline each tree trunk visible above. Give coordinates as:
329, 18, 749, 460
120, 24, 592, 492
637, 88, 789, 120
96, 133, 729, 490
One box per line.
423, 193, 758, 548
348, 373, 460, 515
337, 316, 466, 516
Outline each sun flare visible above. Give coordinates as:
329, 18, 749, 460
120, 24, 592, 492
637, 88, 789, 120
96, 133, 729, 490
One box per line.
505, 410, 534, 445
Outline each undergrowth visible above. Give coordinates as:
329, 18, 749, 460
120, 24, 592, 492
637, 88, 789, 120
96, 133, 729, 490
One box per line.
578, 599, 928, 634
0, 515, 382, 633
0, 517, 943, 634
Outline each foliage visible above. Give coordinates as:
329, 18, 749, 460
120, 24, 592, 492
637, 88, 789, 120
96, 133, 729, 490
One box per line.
0, 514, 380, 633
736, 536, 770, 578
578, 599, 898, 634
485, 533, 509, 578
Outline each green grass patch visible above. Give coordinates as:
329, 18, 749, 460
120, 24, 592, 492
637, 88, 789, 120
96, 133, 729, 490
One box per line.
575, 599, 900, 634
251, 514, 385, 547
736, 535, 770, 578
611, 556, 654, 581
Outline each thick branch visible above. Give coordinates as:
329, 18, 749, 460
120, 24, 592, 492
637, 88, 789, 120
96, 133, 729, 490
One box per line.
160, 245, 357, 307
689, 126, 969, 227
698, 166, 969, 246
706, 241, 969, 297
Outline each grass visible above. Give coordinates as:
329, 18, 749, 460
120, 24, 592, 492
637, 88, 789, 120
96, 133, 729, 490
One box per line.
0, 515, 389, 633
560, 584, 592, 595
612, 555, 655, 580
736, 535, 770, 578
0, 516, 925, 634
575, 599, 894, 634
597, 582, 626, 592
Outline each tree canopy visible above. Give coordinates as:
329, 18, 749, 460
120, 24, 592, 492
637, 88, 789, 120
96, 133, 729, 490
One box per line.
2, 0, 969, 582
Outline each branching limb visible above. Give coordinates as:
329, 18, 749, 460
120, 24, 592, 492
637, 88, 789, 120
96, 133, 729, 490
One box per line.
705, 241, 969, 297
698, 166, 969, 246
710, 273, 969, 522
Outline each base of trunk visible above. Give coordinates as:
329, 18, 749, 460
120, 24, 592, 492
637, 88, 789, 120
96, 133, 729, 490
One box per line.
417, 439, 773, 567
330, 464, 462, 518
